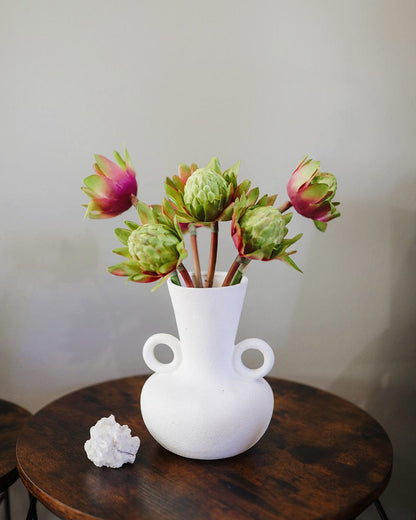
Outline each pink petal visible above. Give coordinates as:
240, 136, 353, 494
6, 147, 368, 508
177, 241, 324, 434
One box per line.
94, 155, 126, 182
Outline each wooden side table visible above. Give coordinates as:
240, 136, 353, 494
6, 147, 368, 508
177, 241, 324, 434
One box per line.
16, 376, 392, 520
0, 399, 32, 520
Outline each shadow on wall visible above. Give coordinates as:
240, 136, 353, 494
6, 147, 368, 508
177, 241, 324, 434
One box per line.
328, 204, 416, 518
279, 189, 416, 517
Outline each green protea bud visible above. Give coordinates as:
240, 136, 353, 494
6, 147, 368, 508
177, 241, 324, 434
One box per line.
128, 224, 181, 275
239, 206, 285, 257
183, 167, 230, 221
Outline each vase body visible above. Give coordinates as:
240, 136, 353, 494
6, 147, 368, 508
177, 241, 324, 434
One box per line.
140, 272, 275, 460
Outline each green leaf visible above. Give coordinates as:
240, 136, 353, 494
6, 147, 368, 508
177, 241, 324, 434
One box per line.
170, 271, 181, 286
279, 254, 303, 273
283, 233, 303, 249
123, 146, 133, 169
157, 212, 173, 228
150, 204, 164, 223
224, 171, 237, 191
151, 274, 170, 292
175, 212, 195, 224
267, 194, 278, 206
236, 179, 251, 197
165, 177, 177, 189
329, 207, 341, 219
271, 233, 302, 259
232, 195, 248, 221
114, 227, 132, 245
172, 175, 186, 190
246, 187, 260, 206
137, 201, 154, 225
165, 182, 184, 209
124, 220, 139, 231
223, 160, 241, 179
314, 220, 328, 232
131, 273, 153, 282
112, 246, 131, 258
113, 151, 126, 169
176, 239, 188, 263
219, 205, 234, 221
108, 260, 142, 276
230, 270, 243, 285
178, 163, 191, 177
158, 262, 176, 274
256, 194, 269, 207
206, 156, 222, 175
253, 243, 275, 260
223, 161, 240, 190
283, 212, 293, 225
166, 174, 186, 191
162, 198, 177, 222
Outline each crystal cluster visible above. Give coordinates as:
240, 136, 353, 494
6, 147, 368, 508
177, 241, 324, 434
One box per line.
84, 415, 140, 468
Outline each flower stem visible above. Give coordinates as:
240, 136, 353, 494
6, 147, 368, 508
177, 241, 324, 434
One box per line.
279, 200, 292, 213
177, 264, 194, 288
189, 224, 202, 288
205, 221, 219, 288
222, 256, 240, 287
231, 258, 251, 285
222, 256, 251, 286
131, 194, 139, 209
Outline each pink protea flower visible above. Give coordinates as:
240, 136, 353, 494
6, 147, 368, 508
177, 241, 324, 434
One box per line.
82, 146, 137, 219
287, 157, 340, 231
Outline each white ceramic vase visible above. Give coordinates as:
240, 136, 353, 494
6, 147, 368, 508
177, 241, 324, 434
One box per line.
140, 272, 275, 460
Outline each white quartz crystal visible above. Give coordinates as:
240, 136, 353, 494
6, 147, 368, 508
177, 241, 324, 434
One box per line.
84, 415, 140, 468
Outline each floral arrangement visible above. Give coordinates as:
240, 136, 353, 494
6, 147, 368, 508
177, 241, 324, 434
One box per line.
81, 148, 340, 289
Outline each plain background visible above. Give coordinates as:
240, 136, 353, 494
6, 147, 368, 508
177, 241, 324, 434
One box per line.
1, 1, 415, 518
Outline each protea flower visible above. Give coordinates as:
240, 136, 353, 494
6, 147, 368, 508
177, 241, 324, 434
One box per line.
164, 157, 252, 224
238, 206, 286, 259
223, 195, 302, 285
183, 168, 231, 221
82, 146, 137, 219
287, 156, 340, 231
128, 225, 183, 275
108, 202, 188, 289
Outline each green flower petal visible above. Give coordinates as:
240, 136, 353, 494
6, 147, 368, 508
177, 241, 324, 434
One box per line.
114, 227, 132, 245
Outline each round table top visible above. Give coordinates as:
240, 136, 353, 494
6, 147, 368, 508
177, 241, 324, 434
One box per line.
0, 399, 32, 492
17, 376, 392, 520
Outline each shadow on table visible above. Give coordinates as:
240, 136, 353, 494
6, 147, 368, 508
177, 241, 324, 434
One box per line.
279, 195, 416, 519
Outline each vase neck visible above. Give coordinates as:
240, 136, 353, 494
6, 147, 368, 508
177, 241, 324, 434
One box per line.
167, 276, 248, 372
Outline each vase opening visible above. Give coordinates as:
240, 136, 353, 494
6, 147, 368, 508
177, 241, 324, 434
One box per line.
171, 271, 247, 290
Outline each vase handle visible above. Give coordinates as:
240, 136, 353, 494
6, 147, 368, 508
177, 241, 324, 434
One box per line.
233, 338, 275, 379
142, 333, 182, 373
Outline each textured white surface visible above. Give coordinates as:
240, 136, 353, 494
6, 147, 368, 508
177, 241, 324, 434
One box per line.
84, 415, 140, 468
141, 273, 275, 460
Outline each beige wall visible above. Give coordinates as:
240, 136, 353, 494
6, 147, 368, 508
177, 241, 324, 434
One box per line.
1, 1, 415, 518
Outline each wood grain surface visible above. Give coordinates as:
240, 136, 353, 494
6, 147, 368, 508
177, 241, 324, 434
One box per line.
16, 376, 392, 520
0, 399, 31, 491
